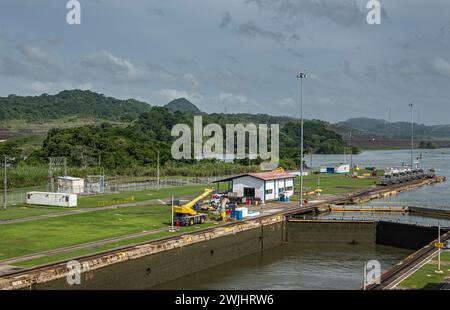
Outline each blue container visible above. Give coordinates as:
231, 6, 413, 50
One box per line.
235, 210, 243, 220
230, 210, 236, 219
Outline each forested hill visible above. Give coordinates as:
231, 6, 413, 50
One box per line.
340, 118, 450, 139
0, 90, 355, 169
0, 90, 152, 122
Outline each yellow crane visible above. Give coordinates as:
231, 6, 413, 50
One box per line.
173, 188, 214, 226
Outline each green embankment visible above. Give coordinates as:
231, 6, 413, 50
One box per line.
13, 223, 216, 268
299, 173, 380, 195
398, 251, 450, 289
0, 205, 171, 260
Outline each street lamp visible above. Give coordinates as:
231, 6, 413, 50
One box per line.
297, 72, 307, 207
3, 156, 14, 211
409, 102, 414, 169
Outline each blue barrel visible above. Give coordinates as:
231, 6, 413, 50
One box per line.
236, 210, 243, 220
230, 210, 236, 219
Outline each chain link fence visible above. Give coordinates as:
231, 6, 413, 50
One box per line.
0, 175, 236, 206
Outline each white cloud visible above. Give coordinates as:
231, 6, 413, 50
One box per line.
80, 50, 142, 82
432, 58, 450, 79
153, 88, 204, 104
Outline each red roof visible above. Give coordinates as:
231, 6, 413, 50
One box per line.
248, 172, 294, 181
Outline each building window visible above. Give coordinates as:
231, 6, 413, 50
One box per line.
286, 186, 293, 191
265, 189, 273, 195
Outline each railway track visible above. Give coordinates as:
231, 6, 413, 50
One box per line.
365, 230, 450, 290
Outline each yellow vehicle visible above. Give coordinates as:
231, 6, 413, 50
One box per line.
273, 167, 285, 173
173, 189, 214, 226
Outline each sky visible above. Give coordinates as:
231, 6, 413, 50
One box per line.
0, 0, 450, 124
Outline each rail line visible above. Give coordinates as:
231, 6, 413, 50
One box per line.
365, 230, 450, 290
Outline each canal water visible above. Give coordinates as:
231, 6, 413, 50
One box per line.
153, 149, 449, 290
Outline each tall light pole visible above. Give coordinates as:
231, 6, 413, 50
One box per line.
157, 150, 160, 191
349, 130, 353, 174
409, 102, 414, 169
3, 155, 6, 211
297, 72, 307, 207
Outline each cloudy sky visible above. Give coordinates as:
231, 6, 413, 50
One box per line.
0, 0, 449, 124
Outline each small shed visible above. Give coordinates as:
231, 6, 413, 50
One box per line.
57, 176, 85, 194
214, 172, 295, 204
320, 163, 350, 174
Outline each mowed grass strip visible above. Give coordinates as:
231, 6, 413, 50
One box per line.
398, 262, 450, 290
297, 174, 379, 195
0, 184, 211, 221
13, 223, 217, 268
0, 205, 172, 260
77, 184, 211, 208
0, 205, 68, 221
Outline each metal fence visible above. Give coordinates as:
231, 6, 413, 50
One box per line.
0, 175, 236, 206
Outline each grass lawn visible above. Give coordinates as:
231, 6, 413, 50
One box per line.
13, 222, 217, 268
431, 250, 450, 262
0, 204, 173, 260
297, 174, 379, 195
0, 184, 212, 221
0, 205, 68, 221
399, 251, 450, 289
77, 184, 210, 208
398, 262, 450, 289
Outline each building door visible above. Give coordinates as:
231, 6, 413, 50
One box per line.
244, 187, 255, 199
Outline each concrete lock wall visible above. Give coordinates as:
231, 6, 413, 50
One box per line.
286, 222, 377, 244
376, 221, 446, 250
33, 221, 285, 290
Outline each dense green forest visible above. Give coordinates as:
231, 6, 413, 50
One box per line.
0, 90, 358, 188
0, 90, 151, 122
20, 106, 354, 169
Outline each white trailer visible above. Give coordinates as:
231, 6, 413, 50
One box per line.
26, 191, 78, 207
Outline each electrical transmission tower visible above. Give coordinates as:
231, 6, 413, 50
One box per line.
48, 157, 67, 192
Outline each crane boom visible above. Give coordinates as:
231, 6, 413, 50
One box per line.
173, 188, 214, 216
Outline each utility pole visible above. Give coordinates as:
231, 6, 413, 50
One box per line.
350, 130, 353, 174
3, 155, 7, 211
297, 72, 307, 208
363, 262, 367, 290
411, 102, 414, 169
157, 150, 160, 191
437, 223, 442, 273
317, 174, 320, 200
171, 195, 174, 232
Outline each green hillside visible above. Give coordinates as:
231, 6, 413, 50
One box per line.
0, 89, 152, 123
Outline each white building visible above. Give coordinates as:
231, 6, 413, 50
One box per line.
27, 192, 77, 207
320, 163, 350, 174
217, 172, 295, 203
57, 176, 85, 194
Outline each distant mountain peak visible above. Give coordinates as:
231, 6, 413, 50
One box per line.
165, 98, 202, 114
